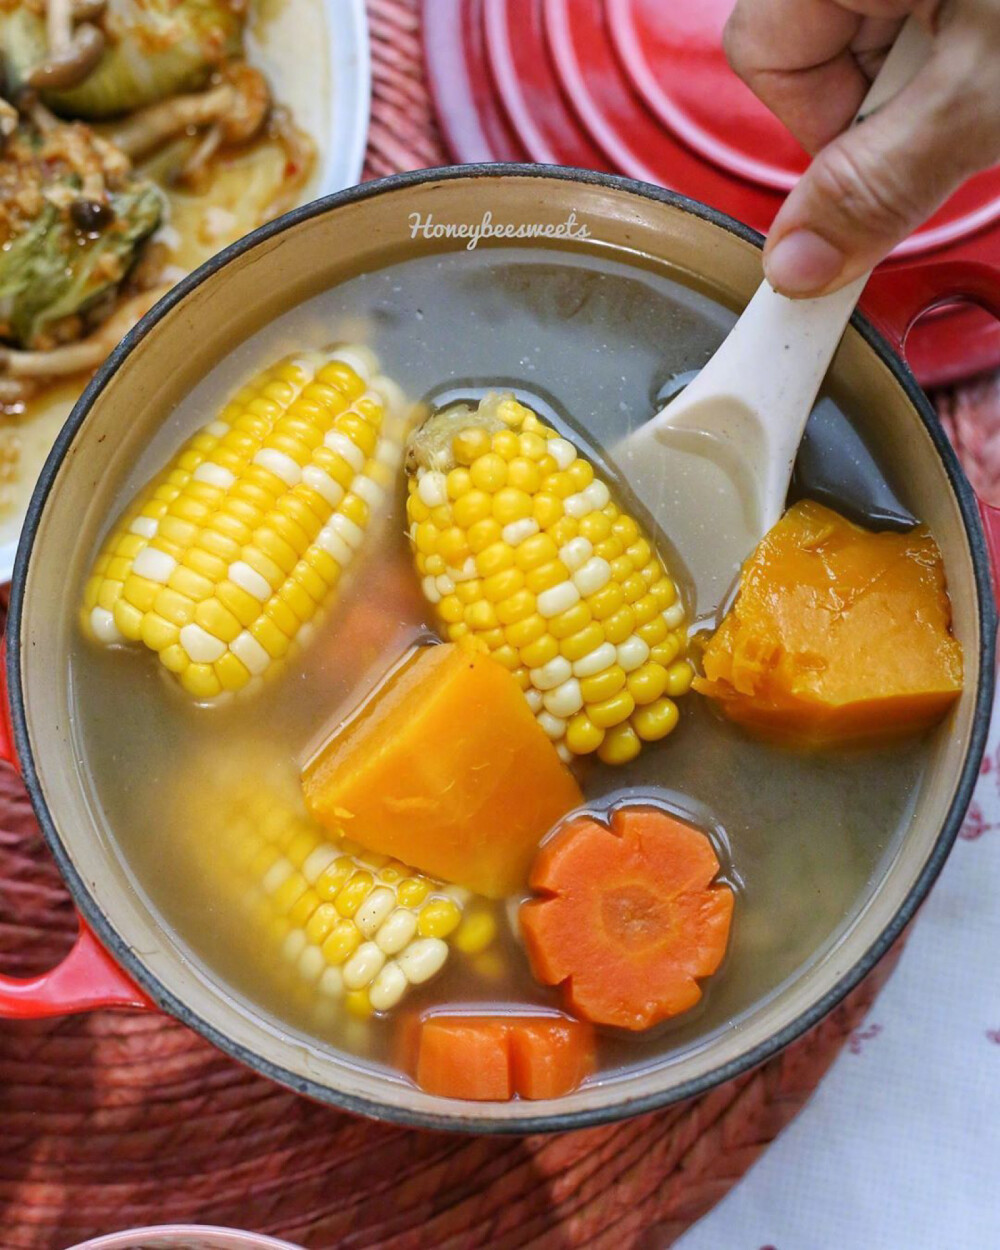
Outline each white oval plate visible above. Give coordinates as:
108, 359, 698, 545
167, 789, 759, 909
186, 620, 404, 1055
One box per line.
0, 0, 371, 584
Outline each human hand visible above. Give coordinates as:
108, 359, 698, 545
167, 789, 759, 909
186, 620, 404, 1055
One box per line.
723, 0, 1000, 296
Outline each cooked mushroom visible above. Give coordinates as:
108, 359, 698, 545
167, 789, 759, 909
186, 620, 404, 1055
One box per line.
26, 22, 107, 93
110, 66, 271, 164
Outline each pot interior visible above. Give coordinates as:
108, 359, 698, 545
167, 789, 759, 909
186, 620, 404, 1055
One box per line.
12, 171, 991, 1129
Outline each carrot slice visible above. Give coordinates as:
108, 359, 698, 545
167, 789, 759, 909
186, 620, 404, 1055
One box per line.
520, 807, 735, 1031
410, 1013, 596, 1101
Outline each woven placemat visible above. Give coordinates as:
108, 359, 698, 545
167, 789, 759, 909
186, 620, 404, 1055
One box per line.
0, 2, 996, 1246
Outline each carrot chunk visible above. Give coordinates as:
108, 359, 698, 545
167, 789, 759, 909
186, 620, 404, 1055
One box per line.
520, 807, 734, 1031
410, 1013, 596, 1101
416, 1017, 512, 1101
301, 644, 583, 898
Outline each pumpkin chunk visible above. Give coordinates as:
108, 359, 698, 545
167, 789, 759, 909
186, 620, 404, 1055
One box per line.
693, 500, 963, 745
301, 643, 583, 898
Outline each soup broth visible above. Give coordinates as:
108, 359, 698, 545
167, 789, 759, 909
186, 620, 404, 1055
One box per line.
70, 247, 931, 1083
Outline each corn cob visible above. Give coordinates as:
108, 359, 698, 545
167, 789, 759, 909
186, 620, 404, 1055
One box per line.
192, 766, 497, 1019
81, 345, 407, 701
405, 395, 693, 765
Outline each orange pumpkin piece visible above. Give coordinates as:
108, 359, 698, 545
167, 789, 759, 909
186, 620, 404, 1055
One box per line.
411, 1013, 596, 1101
692, 500, 963, 745
520, 807, 734, 1031
301, 643, 583, 898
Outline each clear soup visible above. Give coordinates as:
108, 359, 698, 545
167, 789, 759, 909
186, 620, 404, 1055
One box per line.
70, 246, 931, 1083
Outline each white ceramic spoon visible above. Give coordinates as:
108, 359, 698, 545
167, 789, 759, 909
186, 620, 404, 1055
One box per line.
616, 16, 933, 625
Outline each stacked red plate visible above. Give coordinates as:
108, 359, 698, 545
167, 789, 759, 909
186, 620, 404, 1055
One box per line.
423, 0, 1000, 387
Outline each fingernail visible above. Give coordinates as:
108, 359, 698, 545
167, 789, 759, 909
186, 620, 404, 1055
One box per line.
765, 230, 844, 295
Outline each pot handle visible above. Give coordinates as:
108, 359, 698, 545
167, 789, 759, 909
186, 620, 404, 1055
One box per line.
863, 258, 1000, 602
0, 637, 152, 1017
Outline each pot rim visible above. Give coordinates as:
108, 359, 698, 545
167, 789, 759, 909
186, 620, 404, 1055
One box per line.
7, 163, 996, 1134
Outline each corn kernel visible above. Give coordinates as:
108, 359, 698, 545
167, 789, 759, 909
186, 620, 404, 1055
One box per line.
587, 582, 624, 620
305, 901, 340, 945
548, 516, 579, 547
455, 579, 484, 606
506, 457, 541, 493
637, 615, 670, 647
289, 888, 321, 928
179, 663, 222, 699
465, 600, 499, 631
506, 612, 547, 649
560, 621, 604, 662
548, 601, 592, 640
492, 429, 520, 459
194, 598, 242, 644
578, 511, 612, 543
566, 712, 604, 754
493, 487, 533, 525
321, 919, 363, 965
495, 588, 536, 626
598, 722, 642, 765
532, 492, 564, 528
631, 696, 679, 741
580, 664, 627, 703
652, 577, 679, 610
453, 490, 493, 529
477, 542, 515, 578
453, 908, 497, 954
519, 431, 548, 459
666, 660, 694, 696
587, 688, 636, 728
632, 594, 659, 627
418, 898, 462, 939
521, 633, 560, 668
438, 595, 464, 624
334, 871, 373, 917
447, 468, 472, 499
603, 606, 636, 645
214, 650, 251, 692
525, 560, 566, 595
397, 877, 431, 907
651, 635, 682, 666
515, 532, 559, 571
344, 989, 374, 1018
627, 660, 668, 705
468, 518, 503, 553
315, 857, 355, 900
438, 527, 471, 566
470, 452, 507, 492
610, 514, 636, 542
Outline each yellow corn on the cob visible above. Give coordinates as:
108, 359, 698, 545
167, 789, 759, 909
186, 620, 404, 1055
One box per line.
405, 395, 693, 765
81, 345, 406, 702
183, 759, 496, 1019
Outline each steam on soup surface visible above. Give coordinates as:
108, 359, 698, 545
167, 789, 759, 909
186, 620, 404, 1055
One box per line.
70, 246, 936, 1090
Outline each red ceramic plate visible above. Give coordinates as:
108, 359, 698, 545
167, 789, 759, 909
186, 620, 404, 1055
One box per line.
484, 0, 611, 168
605, 0, 808, 191
423, 0, 527, 162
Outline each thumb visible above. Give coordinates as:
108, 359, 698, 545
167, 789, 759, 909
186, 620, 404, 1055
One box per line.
763, 43, 997, 297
